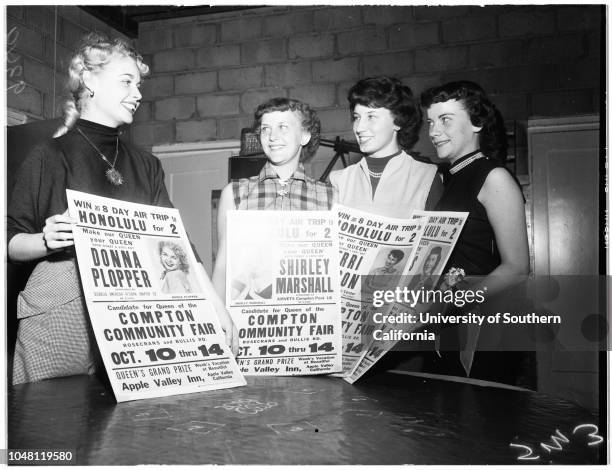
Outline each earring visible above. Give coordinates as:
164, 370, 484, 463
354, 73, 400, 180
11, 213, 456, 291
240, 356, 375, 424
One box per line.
85, 86, 94, 98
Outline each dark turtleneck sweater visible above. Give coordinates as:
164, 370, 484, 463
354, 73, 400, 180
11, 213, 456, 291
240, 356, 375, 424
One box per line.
7, 119, 172, 246
364, 152, 398, 198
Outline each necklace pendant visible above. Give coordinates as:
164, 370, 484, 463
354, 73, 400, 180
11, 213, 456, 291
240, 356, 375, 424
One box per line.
106, 168, 124, 186
277, 180, 289, 197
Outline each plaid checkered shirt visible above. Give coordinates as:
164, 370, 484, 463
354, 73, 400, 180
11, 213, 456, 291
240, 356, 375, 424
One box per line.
232, 162, 335, 210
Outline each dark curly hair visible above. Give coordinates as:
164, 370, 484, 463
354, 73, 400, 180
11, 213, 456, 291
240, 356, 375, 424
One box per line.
347, 76, 422, 151
420, 81, 508, 162
253, 97, 321, 162
389, 249, 405, 262
424, 245, 442, 273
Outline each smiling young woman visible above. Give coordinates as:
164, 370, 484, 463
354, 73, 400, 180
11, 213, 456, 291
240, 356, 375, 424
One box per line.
7, 32, 237, 385
421, 81, 528, 280
329, 76, 443, 218
257, 107, 312, 173
415, 80, 530, 383
80, 54, 143, 129
212, 98, 335, 302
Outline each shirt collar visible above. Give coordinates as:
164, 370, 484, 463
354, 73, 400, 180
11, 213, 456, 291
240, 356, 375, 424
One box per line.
449, 149, 484, 175
259, 161, 307, 182
358, 150, 405, 174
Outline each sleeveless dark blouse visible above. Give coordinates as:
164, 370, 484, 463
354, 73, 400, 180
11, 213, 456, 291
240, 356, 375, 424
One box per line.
435, 156, 503, 276
419, 155, 533, 387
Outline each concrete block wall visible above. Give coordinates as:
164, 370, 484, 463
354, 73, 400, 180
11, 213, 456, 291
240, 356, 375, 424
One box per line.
6, 6, 128, 121
133, 4, 602, 158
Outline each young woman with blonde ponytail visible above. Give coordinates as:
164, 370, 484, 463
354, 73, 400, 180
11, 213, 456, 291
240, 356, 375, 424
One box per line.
8, 33, 237, 384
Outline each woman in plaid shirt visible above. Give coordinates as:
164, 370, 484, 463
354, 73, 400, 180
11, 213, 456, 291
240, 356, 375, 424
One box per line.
212, 98, 335, 301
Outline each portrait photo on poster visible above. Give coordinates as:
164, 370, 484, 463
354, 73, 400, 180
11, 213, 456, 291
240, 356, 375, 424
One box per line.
406, 244, 446, 291
229, 244, 274, 301
363, 248, 408, 293
155, 239, 200, 294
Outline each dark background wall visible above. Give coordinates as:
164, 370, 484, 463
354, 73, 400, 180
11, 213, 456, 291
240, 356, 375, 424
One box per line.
7, 5, 603, 157
131, 4, 602, 160
6, 6, 129, 121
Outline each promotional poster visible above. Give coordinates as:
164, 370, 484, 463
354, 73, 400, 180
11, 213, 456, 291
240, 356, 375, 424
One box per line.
67, 190, 246, 401
334, 204, 467, 375
226, 210, 342, 375
344, 211, 468, 383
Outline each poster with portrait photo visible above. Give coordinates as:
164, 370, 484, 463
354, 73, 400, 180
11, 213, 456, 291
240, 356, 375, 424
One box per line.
66, 190, 245, 402
345, 211, 468, 383
226, 210, 342, 376
334, 204, 434, 376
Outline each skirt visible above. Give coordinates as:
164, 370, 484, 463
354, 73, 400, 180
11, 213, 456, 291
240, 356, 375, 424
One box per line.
12, 257, 99, 385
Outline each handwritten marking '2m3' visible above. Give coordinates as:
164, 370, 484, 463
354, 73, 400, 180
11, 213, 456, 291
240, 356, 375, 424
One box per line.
510, 423, 603, 461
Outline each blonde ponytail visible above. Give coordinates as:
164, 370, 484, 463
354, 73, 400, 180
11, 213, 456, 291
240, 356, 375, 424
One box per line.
53, 100, 79, 137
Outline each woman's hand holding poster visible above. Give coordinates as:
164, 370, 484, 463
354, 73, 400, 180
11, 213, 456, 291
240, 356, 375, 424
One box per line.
66, 189, 245, 402
343, 211, 468, 383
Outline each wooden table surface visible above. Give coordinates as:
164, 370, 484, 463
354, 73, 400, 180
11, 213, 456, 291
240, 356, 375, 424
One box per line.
8, 371, 605, 465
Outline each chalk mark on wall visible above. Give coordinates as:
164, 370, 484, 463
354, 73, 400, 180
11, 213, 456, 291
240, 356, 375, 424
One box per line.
7, 26, 25, 95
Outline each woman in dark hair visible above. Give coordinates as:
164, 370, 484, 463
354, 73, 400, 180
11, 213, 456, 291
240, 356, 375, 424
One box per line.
330, 76, 442, 217
421, 80, 508, 165
419, 80, 529, 381
422, 80, 528, 279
